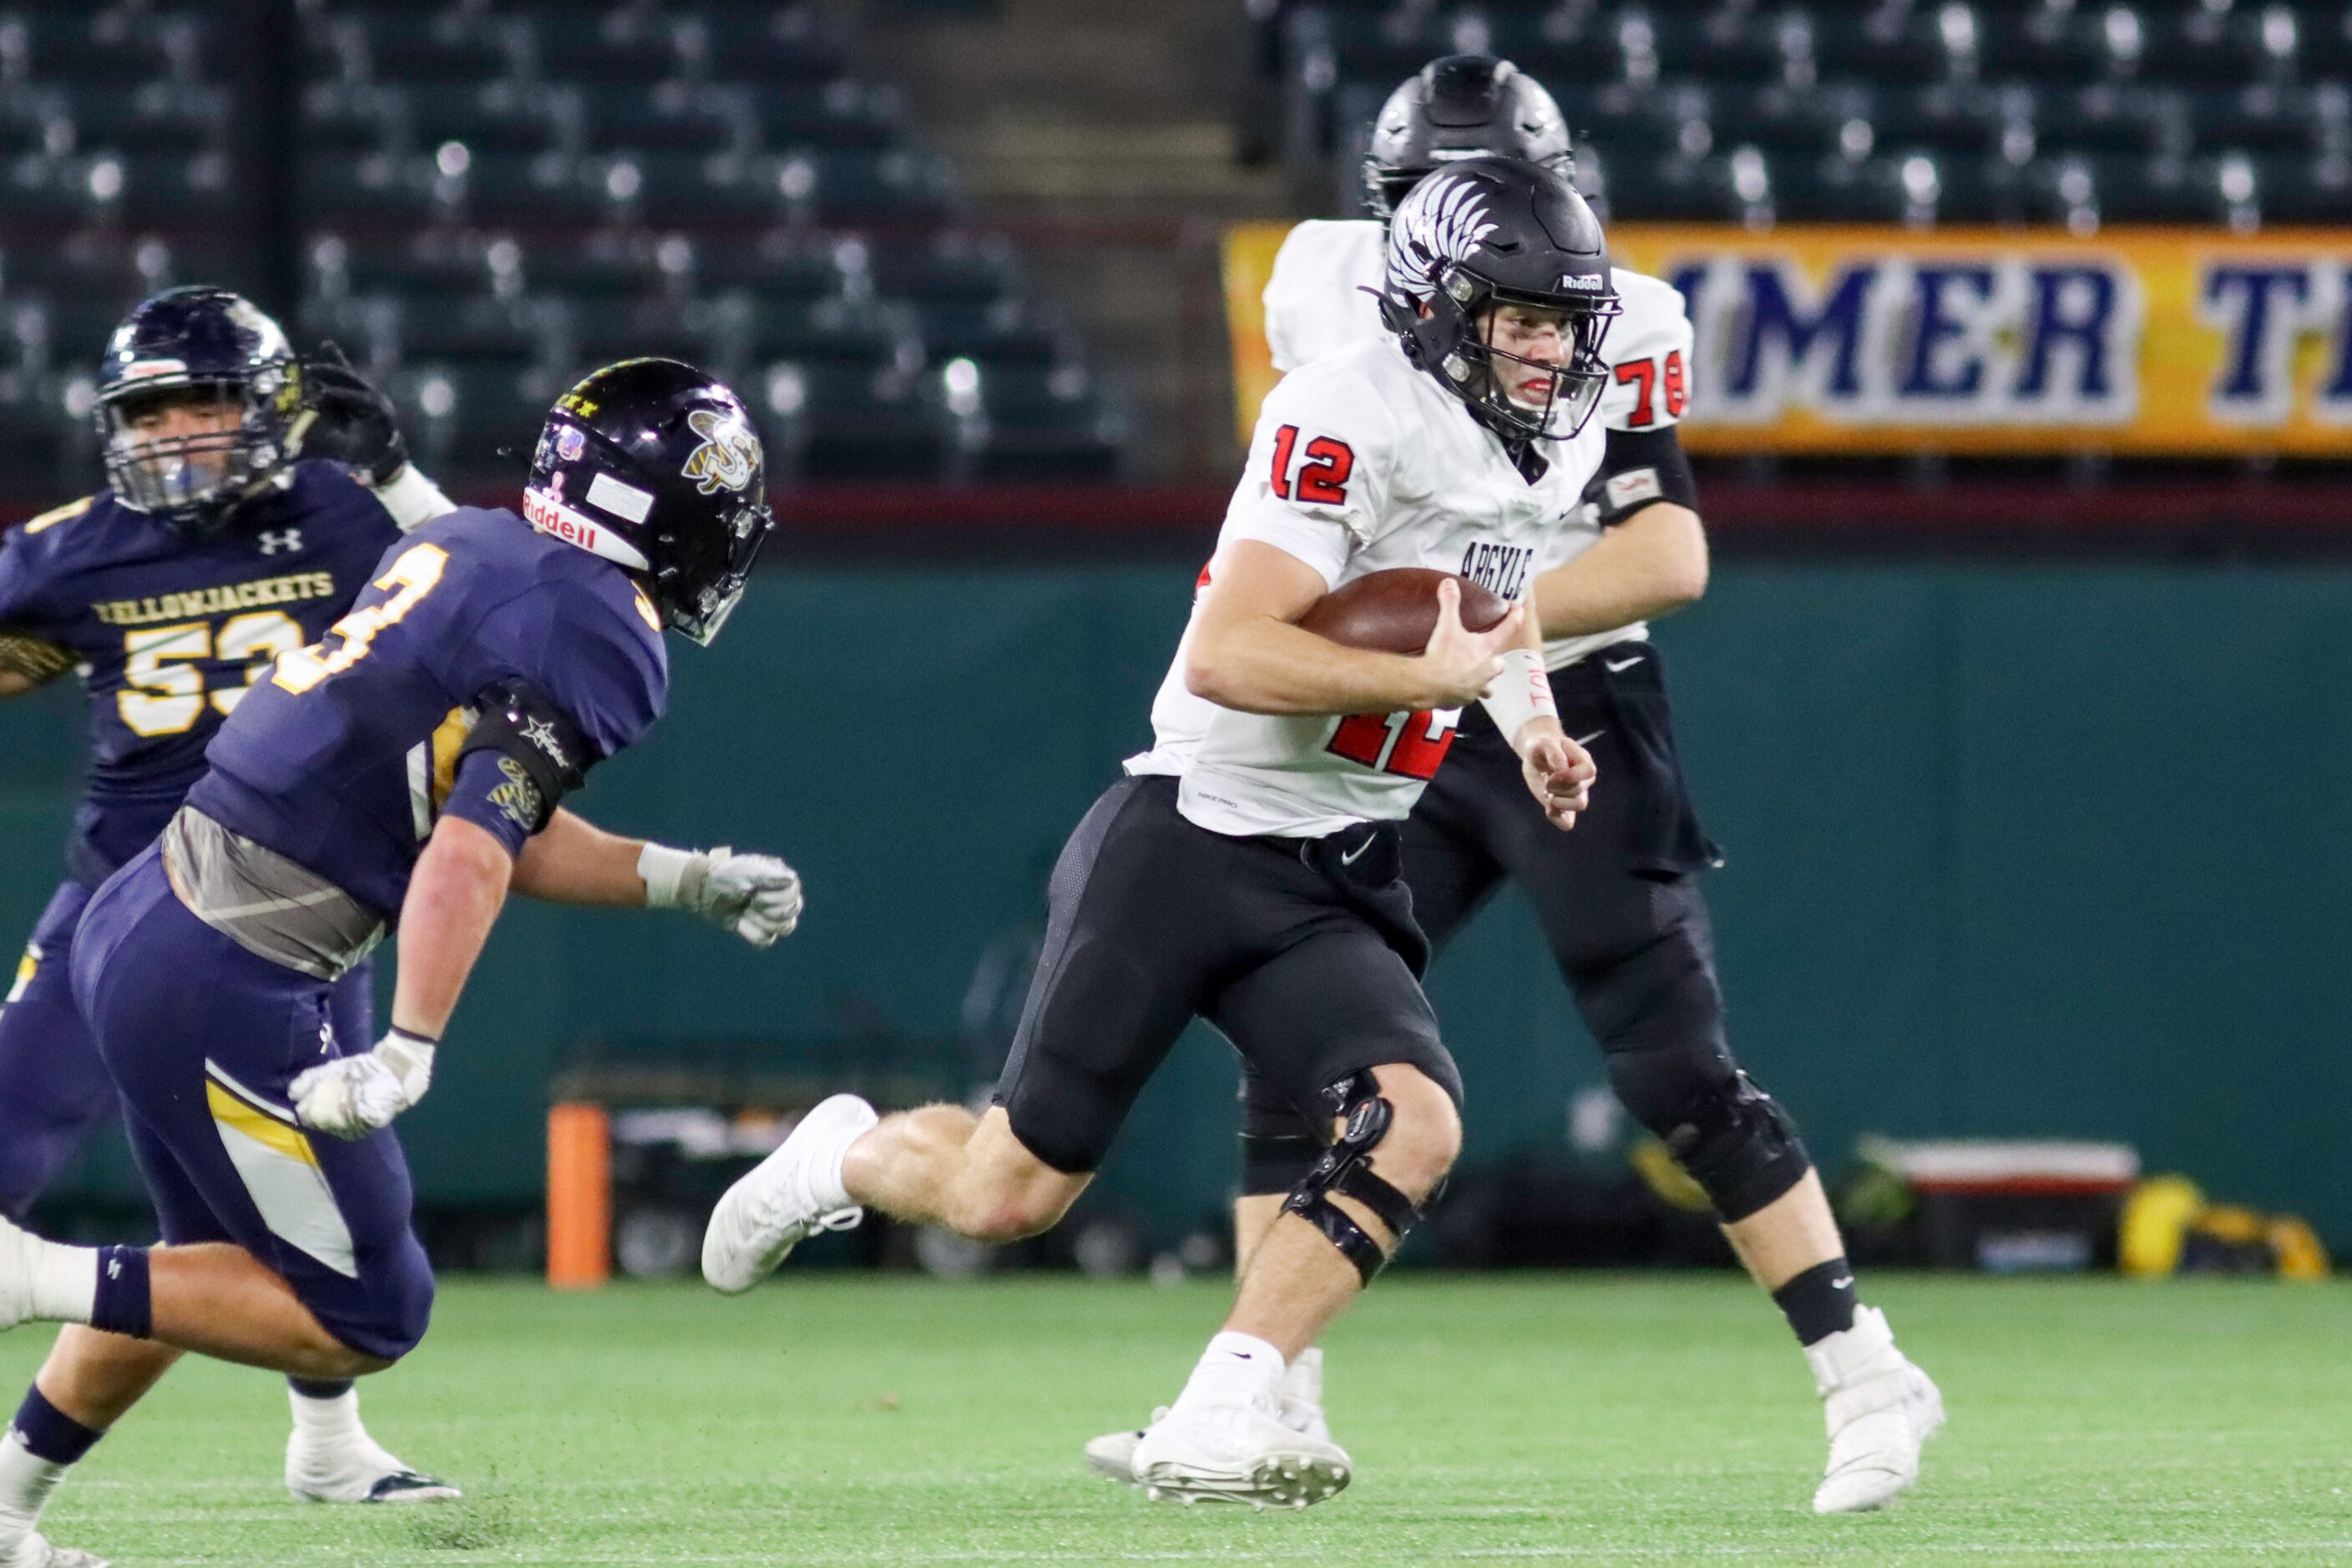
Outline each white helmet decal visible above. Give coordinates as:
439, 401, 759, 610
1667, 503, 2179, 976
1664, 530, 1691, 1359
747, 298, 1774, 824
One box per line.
1384, 169, 1500, 304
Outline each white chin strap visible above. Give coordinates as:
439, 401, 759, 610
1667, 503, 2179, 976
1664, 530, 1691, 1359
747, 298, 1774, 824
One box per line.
521, 484, 651, 572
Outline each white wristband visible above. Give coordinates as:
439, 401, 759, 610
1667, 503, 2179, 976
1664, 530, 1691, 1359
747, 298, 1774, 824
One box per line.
1479, 648, 1559, 741
637, 842, 700, 909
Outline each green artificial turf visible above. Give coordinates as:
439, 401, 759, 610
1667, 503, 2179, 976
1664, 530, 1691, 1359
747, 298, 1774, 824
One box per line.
5, 1273, 2348, 1565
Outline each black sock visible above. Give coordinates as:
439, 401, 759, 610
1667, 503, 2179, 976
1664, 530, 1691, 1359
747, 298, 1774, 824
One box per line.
287, 1378, 356, 1401
11, 1386, 103, 1464
1772, 1257, 1859, 1347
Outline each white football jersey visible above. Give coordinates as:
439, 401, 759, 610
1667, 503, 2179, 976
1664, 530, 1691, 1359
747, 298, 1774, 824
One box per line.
1261, 218, 1694, 670
1126, 334, 1605, 838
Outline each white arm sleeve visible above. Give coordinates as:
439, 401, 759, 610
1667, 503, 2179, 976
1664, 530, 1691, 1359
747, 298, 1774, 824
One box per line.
368, 463, 459, 532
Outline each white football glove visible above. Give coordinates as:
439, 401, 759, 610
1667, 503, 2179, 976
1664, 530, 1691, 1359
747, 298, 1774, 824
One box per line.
291, 1029, 437, 1140
639, 843, 803, 948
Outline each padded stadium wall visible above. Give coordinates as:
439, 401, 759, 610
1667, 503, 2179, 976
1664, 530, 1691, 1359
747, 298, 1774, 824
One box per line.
7, 555, 2348, 1250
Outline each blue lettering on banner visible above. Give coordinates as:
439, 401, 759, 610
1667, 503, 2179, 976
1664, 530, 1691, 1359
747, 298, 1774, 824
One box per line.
2200, 264, 2314, 422
1896, 266, 1999, 401
1721, 264, 1875, 403
2320, 267, 2352, 415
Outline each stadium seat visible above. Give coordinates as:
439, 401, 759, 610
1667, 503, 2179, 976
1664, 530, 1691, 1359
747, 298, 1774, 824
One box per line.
296, 151, 448, 224
401, 83, 571, 157
694, 230, 862, 302
747, 83, 906, 153
62, 85, 230, 158
2031, 84, 2178, 157
761, 357, 953, 481
346, 13, 523, 86
583, 84, 749, 155
617, 151, 792, 225
2086, 151, 2241, 221
2246, 152, 2352, 222
392, 361, 561, 469
517, 11, 686, 85
799, 149, 961, 223
954, 359, 1126, 483
1638, 10, 1797, 87
2296, 4, 2352, 76
740, 296, 918, 373
2126, 6, 2296, 85
562, 297, 724, 370
1863, 83, 2027, 159
390, 294, 560, 369
310, 230, 509, 303
111, 153, 235, 224
0, 12, 180, 84
1468, 12, 1631, 89
302, 82, 401, 156
680, 8, 850, 86
1778, 153, 1925, 222
1970, 7, 2121, 85
518, 233, 688, 304
2183, 84, 2337, 156
0, 232, 179, 304
452, 150, 615, 224
1565, 83, 1713, 164
1587, 148, 1765, 222
1807, 7, 1960, 87
1719, 84, 1873, 160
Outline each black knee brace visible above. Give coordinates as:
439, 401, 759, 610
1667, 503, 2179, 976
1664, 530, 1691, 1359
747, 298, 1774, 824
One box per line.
1238, 1071, 1323, 1196
1657, 1070, 1813, 1223
1279, 1074, 1426, 1285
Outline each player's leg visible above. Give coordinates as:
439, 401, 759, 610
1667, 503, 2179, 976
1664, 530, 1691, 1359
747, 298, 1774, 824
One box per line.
1514, 653, 1942, 1510
1130, 925, 1464, 1506
0, 888, 123, 1222
704, 777, 1201, 1291
0, 853, 437, 1378
277, 964, 455, 1505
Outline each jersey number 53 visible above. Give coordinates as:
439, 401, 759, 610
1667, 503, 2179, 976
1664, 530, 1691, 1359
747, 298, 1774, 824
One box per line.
117, 612, 307, 736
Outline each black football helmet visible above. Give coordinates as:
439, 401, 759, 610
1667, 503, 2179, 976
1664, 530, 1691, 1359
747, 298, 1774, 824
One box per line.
94, 286, 306, 538
1378, 156, 1620, 445
1363, 55, 1574, 220
522, 358, 774, 645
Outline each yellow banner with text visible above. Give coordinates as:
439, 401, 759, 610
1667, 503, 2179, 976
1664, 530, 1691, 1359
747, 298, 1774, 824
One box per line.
1224, 223, 2352, 456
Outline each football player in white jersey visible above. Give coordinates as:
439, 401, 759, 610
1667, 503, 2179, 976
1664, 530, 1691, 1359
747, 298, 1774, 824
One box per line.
701, 157, 1611, 1509
1093, 56, 1945, 1516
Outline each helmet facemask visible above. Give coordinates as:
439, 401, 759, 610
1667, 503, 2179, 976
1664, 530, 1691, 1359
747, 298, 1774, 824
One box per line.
98, 363, 302, 538
659, 492, 773, 646
1404, 264, 1618, 444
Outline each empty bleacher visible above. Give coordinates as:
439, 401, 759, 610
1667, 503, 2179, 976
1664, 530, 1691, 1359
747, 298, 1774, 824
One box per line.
0, 1, 1127, 498
1268, 0, 2352, 228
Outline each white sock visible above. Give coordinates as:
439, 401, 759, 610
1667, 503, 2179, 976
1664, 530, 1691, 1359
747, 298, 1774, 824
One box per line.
0, 1431, 67, 1547
25, 1240, 96, 1327
1172, 1332, 1284, 1414
1280, 1345, 1323, 1414
812, 1125, 858, 1212
288, 1385, 364, 1448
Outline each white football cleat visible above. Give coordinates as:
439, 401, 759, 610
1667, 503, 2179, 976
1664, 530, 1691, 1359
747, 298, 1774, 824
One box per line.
1808, 1306, 1945, 1515
1130, 1403, 1352, 1510
286, 1430, 460, 1504
701, 1094, 878, 1294
2, 1533, 106, 1568
1088, 1395, 1332, 1484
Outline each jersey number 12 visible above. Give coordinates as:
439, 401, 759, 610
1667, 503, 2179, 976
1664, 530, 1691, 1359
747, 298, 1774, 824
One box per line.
1328, 708, 1460, 780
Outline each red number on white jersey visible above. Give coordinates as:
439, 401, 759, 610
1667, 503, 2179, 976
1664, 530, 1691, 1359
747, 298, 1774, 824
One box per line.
1327, 708, 1460, 781
1268, 424, 1355, 505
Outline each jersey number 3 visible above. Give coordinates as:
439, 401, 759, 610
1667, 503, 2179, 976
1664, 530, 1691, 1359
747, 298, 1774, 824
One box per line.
1328, 708, 1460, 781
272, 542, 449, 695
1268, 425, 1354, 505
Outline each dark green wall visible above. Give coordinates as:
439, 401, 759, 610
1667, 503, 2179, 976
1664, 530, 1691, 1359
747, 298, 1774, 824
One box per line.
17, 559, 2352, 1245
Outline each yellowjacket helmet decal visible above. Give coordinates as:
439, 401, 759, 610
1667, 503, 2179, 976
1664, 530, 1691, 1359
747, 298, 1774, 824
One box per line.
680, 407, 760, 498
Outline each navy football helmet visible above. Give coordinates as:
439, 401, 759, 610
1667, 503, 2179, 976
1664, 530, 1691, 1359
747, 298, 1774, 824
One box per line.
94, 287, 306, 538
1363, 56, 1574, 221
523, 359, 774, 645
1378, 157, 1619, 444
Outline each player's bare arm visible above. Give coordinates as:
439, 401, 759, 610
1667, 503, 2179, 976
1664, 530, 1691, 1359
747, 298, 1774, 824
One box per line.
1186, 540, 1522, 715
1479, 604, 1595, 830
392, 814, 514, 1041
1532, 502, 1709, 639
514, 808, 804, 944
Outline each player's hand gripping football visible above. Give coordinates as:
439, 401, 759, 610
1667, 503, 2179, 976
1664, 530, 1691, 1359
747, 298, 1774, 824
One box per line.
291, 1029, 437, 1140
677, 848, 805, 947
1415, 579, 1525, 709
1518, 725, 1596, 832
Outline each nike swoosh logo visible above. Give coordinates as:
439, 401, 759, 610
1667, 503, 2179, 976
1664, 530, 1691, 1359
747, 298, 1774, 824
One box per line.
1830, 1275, 1854, 1291
1340, 839, 1373, 866
1604, 655, 1643, 672
1572, 730, 1605, 746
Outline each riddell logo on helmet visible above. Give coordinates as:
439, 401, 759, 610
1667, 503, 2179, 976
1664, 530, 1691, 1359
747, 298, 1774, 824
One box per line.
1557, 273, 1606, 291
522, 485, 650, 571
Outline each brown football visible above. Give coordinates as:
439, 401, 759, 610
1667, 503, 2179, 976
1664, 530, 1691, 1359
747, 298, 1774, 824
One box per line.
1297, 568, 1510, 655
